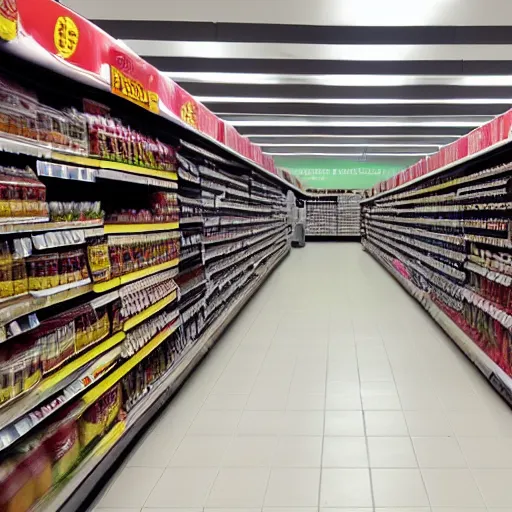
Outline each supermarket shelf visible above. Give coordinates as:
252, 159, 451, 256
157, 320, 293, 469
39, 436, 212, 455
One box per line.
51, 152, 178, 181
0, 332, 124, 425
43, 245, 290, 512
38, 332, 126, 393
104, 222, 179, 234
0, 133, 53, 158
180, 216, 203, 225
0, 281, 93, 327
0, 219, 103, 235
38, 160, 178, 190
123, 291, 177, 331
364, 240, 512, 406
361, 138, 512, 204
0, 342, 123, 451
92, 259, 179, 293
81, 324, 179, 406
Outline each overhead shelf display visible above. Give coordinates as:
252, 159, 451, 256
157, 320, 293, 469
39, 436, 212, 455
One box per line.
361, 140, 512, 407
0, 5, 297, 511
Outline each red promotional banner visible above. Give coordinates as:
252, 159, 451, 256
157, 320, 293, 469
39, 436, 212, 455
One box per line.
171, 84, 221, 140
3, 0, 296, 189
17, 0, 104, 74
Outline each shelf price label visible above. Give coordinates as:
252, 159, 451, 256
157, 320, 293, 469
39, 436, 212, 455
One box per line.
110, 65, 159, 114
0, 0, 17, 41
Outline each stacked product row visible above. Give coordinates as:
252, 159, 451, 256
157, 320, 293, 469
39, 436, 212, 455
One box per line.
361, 153, 512, 402
0, 72, 184, 512
0, 62, 293, 512
306, 193, 362, 237
176, 146, 291, 349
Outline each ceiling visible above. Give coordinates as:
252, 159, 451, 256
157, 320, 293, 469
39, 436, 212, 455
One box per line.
63, 0, 512, 165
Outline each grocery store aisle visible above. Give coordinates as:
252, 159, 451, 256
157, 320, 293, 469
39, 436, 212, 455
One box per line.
94, 243, 512, 512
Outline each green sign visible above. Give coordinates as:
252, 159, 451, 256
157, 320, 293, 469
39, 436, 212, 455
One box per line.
274, 158, 416, 190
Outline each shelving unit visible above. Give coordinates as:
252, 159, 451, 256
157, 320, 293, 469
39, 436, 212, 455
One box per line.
0, 9, 297, 510
306, 191, 362, 239
361, 141, 512, 406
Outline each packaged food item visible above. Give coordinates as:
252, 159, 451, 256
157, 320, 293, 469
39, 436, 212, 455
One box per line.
45, 417, 81, 483
49, 201, 103, 223
26, 253, 59, 291
59, 249, 89, 285
19, 440, 52, 503
79, 383, 122, 448
0, 166, 48, 220
37, 317, 75, 374
85, 114, 176, 172
0, 77, 39, 142
0, 458, 35, 512
0, 338, 42, 406
87, 238, 111, 283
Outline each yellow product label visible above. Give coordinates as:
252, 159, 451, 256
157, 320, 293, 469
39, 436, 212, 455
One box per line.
0, 0, 17, 42
8, 200, 23, 217
24, 369, 41, 391
110, 66, 159, 114
12, 278, 27, 296
180, 101, 198, 128
54, 16, 79, 59
0, 280, 13, 298
0, 385, 12, 404
0, 201, 11, 218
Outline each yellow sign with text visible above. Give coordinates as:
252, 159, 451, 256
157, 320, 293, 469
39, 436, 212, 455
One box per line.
54, 16, 79, 59
0, 0, 17, 42
180, 101, 198, 128
110, 66, 159, 114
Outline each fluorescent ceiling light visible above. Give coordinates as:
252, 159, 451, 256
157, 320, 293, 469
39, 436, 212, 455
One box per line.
266, 152, 432, 157
197, 96, 512, 105
260, 143, 439, 148
125, 40, 512, 62
165, 72, 512, 87
244, 134, 462, 139
230, 120, 480, 127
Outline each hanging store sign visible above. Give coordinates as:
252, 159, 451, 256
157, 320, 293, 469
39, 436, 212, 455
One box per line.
274, 158, 415, 189
110, 65, 159, 114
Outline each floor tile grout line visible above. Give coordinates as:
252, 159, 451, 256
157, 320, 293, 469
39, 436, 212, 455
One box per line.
244, 307, 287, 509
202, 296, 285, 509
373, 278, 432, 511
317, 306, 333, 510
353, 315, 376, 512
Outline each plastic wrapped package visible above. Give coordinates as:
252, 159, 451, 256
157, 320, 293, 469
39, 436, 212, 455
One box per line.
79, 383, 122, 448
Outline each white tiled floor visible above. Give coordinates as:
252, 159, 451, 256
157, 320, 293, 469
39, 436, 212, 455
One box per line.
93, 243, 512, 512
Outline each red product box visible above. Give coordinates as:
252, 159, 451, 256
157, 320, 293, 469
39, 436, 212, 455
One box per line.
439, 137, 468, 167
427, 151, 442, 173
250, 143, 264, 166
467, 123, 492, 155
262, 154, 276, 174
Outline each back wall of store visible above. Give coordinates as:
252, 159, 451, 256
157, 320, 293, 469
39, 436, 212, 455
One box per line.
274, 157, 418, 190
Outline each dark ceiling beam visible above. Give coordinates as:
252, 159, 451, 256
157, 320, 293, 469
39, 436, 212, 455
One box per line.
174, 83, 512, 100
91, 20, 512, 45
147, 57, 512, 75
208, 102, 510, 117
